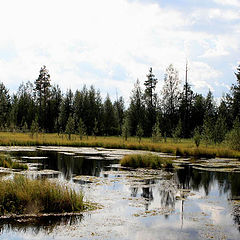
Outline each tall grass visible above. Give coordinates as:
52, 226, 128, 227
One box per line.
0, 154, 28, 170
0, 175, 85, 215
120, 154, 173, 169
0, 132, 240, 158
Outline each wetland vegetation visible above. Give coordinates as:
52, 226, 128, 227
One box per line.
0, 153, 28, 170
0, 175, 85, 216
120, 153, 173, 169
0, 146, 239, 239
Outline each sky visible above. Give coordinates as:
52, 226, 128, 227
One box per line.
0, 0, 239, 104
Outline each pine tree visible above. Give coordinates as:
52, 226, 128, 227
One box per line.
65, 116, 75, 140
136, 124, 144, 143
128, 79, 145, 136
78, 118, 86, 140
93, 118, 99, 138
34, 65, 51, 130
152, 120, 162, 142
162, 64, 181, 134
122, 116, 130, 141
144, 67, 158, 108
0, 82, 11, 129
229, 65, 240, 121
144, 68, 158, 136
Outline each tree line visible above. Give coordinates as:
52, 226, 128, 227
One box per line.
0, 64, 240, 145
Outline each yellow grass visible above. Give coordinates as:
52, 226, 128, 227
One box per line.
0, 132, 240, 158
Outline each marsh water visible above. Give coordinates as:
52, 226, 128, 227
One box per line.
0, 146, 240, 240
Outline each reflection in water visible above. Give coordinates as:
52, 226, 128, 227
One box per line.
176, 166, 240, 199
2, 149, 240, 238
0, 215, 83, 235
232, 204, 240, 232
12, 150, 118, 180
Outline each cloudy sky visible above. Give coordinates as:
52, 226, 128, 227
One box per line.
0, 0, 239, 103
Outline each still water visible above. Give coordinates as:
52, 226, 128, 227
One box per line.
0, 146, 240, 240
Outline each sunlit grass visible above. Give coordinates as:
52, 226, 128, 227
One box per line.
0, 175, 85, 215
120, 154, 173, 169
0, 154, 28, 170
0, 132, 240, 158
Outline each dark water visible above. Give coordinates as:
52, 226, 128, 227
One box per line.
0, 147, 240, 240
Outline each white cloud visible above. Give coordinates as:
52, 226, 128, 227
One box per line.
0, 0, 238, 100
214, 0, 240, 7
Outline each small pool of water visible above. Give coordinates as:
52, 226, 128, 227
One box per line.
0, 146, 240, 240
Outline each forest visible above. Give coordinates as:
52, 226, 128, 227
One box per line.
0, 64, 240, 149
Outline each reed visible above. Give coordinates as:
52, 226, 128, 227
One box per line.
0, 175, 85, 215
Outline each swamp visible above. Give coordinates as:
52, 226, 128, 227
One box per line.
0, 146, 239, 240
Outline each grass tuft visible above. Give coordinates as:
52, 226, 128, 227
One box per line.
120, 154, 173, 169
0, 175, 85, 215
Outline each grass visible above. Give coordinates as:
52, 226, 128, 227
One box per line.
0, 175, 85, 215
120, 154, 173, 169
0, 132, 240, 158
0, 154, 28, 170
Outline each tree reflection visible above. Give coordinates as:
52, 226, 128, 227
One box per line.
0, 215, 83, 235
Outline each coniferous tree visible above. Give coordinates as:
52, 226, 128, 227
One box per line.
136, 124, 144, 143
49, 85, 62, 133
15, 82, 36, 130
192, 94, 205, 129
144, 68, 158, 136
202, 90, 216, 144
162, 64, 181, 135
179, 82, 194, 137
228, 65, 240, 122
93, 118, 99, 138
78, 118, 86, 140
152, 118, 162, 142
30, 118, 39, 138
65, 115, 75, 140
114, 96, 125, 135
34, 66, 51, 130
128, 79, 145, 136
122, 116, 130, 141
0, 82, 11, 129
103, 94, 117, 135
59, 89, 73, 132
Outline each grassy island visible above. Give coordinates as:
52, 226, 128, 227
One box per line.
0, 154, 28, 170
0, 175, 85, 216
120, 154, 173, 169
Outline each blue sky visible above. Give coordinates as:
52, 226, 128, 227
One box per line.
0, 0, 239, 103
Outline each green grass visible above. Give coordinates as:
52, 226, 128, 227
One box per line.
120, 154, 173, 169
0, 154, 28, 170
0, 132, 240, 158
0, 175, 85, 215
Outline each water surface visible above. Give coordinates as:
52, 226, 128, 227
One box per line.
0, 146, 240, 240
